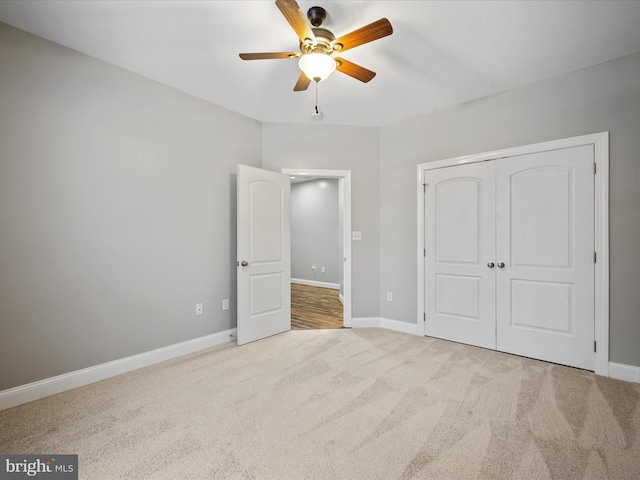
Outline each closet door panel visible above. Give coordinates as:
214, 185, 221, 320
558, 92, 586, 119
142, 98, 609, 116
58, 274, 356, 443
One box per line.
495, 146, 595, 370
424, 162, 496, 350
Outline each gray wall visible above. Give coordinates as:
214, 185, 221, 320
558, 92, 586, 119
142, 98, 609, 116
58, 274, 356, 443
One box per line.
291, 179, 340, 284
380, 52, 640, 367
262, 124, 380, 318
0, 22, 262, 390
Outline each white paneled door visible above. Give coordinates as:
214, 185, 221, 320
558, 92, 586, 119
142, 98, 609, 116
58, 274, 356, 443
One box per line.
424, 145, 595, 370
424, 162, 497, 350
496, 146, 594, 370
237, 165, 291, 345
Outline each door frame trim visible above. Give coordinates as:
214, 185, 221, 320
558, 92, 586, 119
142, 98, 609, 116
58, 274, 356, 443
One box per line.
282, 168, 352, 327
417, 132, 609, 376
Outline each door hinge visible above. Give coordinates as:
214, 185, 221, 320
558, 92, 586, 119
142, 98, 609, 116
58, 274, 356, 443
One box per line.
594, 163, 597, 174
594, 340, 597, 353
424, 248, 426, 257
594, 251, 597, 263
423, 312, 426, 322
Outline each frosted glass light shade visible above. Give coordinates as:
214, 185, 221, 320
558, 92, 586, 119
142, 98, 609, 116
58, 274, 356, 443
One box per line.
299, 53, 336, 82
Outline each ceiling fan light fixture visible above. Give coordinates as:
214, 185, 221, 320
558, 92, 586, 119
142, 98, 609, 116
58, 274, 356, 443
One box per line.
240, 1, 393, 92
299, 52, 336, 82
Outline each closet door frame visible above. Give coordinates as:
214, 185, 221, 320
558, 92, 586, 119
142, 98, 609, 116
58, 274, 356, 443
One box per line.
417, 132, 609, 376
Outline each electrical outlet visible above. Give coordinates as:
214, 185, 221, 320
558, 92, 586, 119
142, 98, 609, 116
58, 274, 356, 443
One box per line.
195, 303, 203, 315
352, 231, 362, 241
386, 292, 393, 302
222, 298, 229, 311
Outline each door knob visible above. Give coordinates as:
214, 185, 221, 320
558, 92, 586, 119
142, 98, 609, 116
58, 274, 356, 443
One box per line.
487, 262, 495, 268
240, 260, 248, 267
497, 262, 505, 268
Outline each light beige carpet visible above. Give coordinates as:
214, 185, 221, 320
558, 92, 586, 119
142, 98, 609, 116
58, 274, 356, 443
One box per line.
1, 328, 639, 479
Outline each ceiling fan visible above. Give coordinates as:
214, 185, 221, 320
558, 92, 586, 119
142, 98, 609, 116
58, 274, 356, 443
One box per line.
239, 0, 393, 91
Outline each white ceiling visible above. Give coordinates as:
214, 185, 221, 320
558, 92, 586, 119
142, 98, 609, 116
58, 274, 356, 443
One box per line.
1, 0, 640, 127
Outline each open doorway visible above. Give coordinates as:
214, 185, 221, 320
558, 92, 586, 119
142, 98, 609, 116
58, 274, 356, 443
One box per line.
282, 169, 352, 329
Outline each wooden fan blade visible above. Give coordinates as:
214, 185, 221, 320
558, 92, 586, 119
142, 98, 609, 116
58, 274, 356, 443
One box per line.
335, 58, 376, 83
332, 18, 393, 53
239, 52, 300, 60
275, 0, 315, 43
293, 72, 311, 91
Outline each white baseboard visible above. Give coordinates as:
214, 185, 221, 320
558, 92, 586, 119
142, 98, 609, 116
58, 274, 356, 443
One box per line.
352, 317, 423, 336
351, 317, 381, 328
380, 318, 423, 336
0, 328, 237, 411
609, 362, 640, 383
291, 278, 340, 290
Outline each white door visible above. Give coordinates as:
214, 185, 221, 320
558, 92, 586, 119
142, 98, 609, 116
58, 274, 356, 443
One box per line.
496, 146, 595, 370
237, 165, 291, 345
424, 161, 497, 350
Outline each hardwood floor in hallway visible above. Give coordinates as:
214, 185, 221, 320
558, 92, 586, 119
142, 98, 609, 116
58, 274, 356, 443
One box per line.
291, 283, 343, 330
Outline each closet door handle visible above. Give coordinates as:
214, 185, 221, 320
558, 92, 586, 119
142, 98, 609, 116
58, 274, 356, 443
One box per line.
487, 262, 495, 268
497, 262, 505, 269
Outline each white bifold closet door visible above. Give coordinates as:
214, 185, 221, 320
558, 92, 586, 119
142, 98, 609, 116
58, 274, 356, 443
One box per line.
425, 145, 595, 370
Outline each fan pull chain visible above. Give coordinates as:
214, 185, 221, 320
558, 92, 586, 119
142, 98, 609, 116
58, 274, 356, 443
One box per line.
311, 81, 323, 120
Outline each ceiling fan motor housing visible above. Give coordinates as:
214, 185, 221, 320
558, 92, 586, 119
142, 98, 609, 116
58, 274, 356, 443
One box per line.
300, 27, 335, 55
